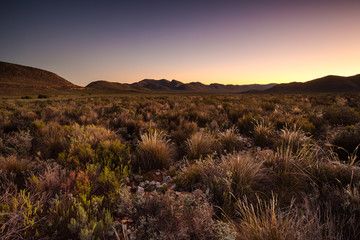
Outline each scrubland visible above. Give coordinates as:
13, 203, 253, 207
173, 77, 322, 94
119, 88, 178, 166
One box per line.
1, 93, 360, 239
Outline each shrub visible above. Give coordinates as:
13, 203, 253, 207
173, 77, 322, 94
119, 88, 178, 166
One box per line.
38, 94, 49, 99
330, 125, 360, 161
28, 163, 66, 196
32, 122, 68, 159
0, 189, 47, 239
0, 156, 31, 188
94, 139, 131, 176
21, 96, 34, 99
324, 106, 360, 126
0, 130, 32, 157
237, 113, 258, 135
135, 192, 236, 240
58, 124, 119, 168
135, 130, 175, 171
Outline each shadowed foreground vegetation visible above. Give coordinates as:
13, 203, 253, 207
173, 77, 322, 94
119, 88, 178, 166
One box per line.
1, 93, 360, 239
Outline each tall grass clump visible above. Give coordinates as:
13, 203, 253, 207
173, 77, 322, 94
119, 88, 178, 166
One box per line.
227, 154, 266, 199
253, 120, 275, 148
186, 131, 216, 160
218, 127, 245, 153
235, 195, 337, 240
263, 145, 317, 205
136, 130, 175, 171
279, 124, 311, 152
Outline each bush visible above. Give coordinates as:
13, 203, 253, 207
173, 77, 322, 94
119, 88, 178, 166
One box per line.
57, 124, 119, 168
0, 156, 31, 188
32, 122, 68, 159
135, 192, 236, 240
324, 106, 360, 126
0, 130, 32, 157
331, 125, 360, 161
37, 94, 50, 99
0, 189, 47, 239
21, 96, 34, 99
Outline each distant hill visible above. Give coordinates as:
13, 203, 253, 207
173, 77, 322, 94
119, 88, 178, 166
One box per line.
88, 78, 277, 93
86, 80, 149, 93
0, 61, 83, 95
264, 74, 360, 94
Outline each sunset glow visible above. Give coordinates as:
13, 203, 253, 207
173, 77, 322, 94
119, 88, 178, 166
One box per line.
1, 0, 359, 86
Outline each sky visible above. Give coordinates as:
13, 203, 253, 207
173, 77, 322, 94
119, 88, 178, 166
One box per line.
1, 0, 359, 86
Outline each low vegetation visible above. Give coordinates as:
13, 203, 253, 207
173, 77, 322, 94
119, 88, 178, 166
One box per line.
1, 93, 360, 239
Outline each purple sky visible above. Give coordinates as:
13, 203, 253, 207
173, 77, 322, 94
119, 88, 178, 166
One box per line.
1, 0, 359, 86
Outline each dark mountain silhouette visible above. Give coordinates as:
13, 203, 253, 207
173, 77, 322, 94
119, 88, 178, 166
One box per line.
264, 74, 360, 94
3, 60, 359, 95
0, 61, 83, 95
86, 80, 149, 92
88, 79, 277, 93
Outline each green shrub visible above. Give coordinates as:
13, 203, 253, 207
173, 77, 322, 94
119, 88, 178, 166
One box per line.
0, 190, 46, 239
94, 139, 130, 176
57, 124, 119, 168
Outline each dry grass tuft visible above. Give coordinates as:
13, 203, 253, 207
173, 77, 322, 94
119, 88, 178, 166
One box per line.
186, 131, 216, 160
253, 120, 275, 148
136, 130, 175, 171
280, 124, 311, 152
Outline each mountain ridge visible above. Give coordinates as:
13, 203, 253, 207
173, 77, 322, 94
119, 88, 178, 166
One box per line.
263, 74, 360, 94
1, 60, 360, 95
86, 78, 277, 93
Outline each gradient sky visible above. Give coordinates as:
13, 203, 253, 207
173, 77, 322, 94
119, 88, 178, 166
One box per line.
1, 0, 359, 86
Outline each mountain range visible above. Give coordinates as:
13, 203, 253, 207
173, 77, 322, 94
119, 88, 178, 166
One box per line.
86, 79, 276, 93
1, 61, 360, 95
